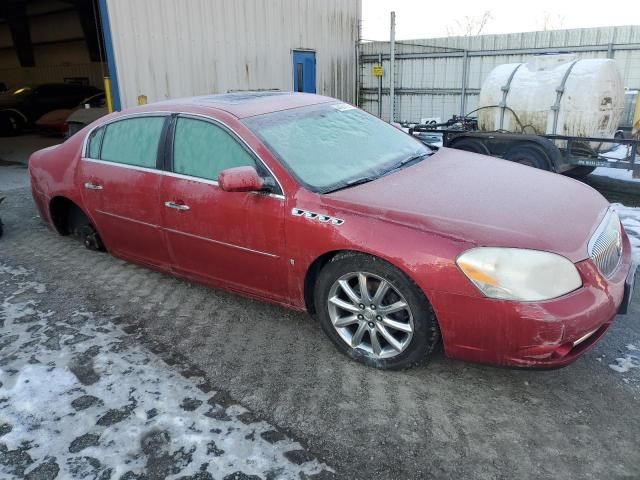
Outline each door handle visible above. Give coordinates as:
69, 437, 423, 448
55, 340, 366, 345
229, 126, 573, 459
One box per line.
84, 182, 103, 190
164, 201, 190, 211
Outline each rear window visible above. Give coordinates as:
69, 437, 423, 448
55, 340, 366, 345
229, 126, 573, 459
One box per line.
99, 117, 165, 168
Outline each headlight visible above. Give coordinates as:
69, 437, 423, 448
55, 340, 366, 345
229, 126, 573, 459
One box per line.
456, 247, 582, 301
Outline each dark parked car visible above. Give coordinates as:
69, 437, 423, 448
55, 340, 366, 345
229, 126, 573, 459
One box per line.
0, 83, 102, 136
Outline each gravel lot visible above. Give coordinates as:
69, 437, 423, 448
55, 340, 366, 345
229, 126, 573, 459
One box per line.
1, 145, 639, 479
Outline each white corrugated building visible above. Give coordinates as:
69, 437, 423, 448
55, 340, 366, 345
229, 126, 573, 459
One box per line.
0, 0, 361, 110
104, 0, 361, 109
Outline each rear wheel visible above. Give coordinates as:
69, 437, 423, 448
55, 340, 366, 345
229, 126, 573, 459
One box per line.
504, 144, 552, 171
52, 199, 105, 251
314, 253, 440, 369
76, 224, 104, 251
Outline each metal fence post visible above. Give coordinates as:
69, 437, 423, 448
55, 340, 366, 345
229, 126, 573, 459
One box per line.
460, 50, 469, 116
389, 11, 396, 122
377, 53, 383, 118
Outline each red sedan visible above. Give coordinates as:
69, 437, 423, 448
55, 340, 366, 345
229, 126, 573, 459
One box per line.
28, 92, 635, 369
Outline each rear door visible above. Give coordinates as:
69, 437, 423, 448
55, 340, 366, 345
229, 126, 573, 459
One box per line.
78, 114, 172, 269
160, 114, 288, 301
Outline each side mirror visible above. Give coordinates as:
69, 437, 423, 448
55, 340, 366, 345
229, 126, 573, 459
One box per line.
218, 166, 265, 192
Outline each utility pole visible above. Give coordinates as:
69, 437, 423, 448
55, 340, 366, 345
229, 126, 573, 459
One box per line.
389, 11, 396, 123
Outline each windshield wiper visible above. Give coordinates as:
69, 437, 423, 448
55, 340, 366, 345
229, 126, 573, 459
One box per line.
382, 152, 430, 177
322, 175, 379, 194
322, 152, 431, 194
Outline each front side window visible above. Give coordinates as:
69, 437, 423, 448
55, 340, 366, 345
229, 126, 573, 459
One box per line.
243, 103, 430, 193
172, 117, 255, 181
100, 116, 165, 168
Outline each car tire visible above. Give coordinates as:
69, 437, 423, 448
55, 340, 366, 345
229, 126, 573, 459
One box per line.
504, 144, 552, 171
0, 112, 24, 136
314, 252, 440, 369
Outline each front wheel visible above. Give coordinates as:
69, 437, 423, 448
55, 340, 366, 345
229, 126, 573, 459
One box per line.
0, 112, 24, 136
314, 253, 440, 369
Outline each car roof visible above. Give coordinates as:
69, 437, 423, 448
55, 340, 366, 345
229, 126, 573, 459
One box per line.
147, 91, 337, 119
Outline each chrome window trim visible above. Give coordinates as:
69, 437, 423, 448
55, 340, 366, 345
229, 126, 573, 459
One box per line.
82, 158, 284, 200
81, 110, 285, 200
83, 157, 159, 175
81, 111, 173, 159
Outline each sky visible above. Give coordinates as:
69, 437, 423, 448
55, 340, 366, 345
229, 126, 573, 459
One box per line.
362, 0, 640, 41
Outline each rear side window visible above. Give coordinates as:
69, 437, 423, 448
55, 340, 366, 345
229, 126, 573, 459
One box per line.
87, 127, 105, 158
100, 117, 165, 168
173, 117, 255, 181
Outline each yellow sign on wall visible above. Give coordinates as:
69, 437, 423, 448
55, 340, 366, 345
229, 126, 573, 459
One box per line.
373, 65, 384, 77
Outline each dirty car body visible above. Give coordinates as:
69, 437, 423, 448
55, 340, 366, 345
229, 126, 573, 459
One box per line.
28, 92, 635, 369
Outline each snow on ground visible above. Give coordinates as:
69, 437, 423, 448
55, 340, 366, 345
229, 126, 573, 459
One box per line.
0, 263, 331, 479
609, 344, 640, 374
612, 203, 640, 263
592, 167, 640, 183
592, 144, 640, 183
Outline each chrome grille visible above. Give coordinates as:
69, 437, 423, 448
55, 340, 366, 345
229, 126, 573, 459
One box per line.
589, 211, 623, 278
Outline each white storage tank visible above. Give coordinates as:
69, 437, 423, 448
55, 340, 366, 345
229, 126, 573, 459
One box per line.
477, 55, 625, 144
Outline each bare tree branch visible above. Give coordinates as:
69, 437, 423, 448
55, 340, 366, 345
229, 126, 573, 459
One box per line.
446, 10, 494, 37
540, 12, 566, 31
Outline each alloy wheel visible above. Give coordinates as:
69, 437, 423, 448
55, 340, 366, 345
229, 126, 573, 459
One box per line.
327, 271, 414, 359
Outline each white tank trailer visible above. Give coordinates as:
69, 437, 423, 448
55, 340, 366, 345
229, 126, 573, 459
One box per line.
477, 54, 625, 151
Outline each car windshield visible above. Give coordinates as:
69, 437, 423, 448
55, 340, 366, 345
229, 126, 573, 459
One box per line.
5, 87, 31, 96
243, 103, 431, 193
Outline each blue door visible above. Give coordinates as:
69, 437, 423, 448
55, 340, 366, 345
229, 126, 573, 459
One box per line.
292, 50, 316, 93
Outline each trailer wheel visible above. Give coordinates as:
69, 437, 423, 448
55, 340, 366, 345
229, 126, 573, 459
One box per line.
564, 166, 597, 178
504, 144, 552, 171
450, 138, 490, 156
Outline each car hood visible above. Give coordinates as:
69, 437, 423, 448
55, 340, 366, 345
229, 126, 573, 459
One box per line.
326, 148, 609, 262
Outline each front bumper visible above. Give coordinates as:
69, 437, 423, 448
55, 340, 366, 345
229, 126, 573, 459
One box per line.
428, 235, 634, 368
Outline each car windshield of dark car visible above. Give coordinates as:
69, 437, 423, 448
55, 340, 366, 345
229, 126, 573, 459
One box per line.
6, 87, 31, 96
243, 103, 431, 193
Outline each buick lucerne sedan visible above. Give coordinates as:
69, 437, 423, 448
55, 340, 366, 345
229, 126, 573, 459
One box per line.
28, 92, 635, 369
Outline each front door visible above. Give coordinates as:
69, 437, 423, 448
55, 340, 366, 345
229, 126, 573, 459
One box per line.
292, 50, 316, 93
78, 115, 171, 269
160, 115, 288, 301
